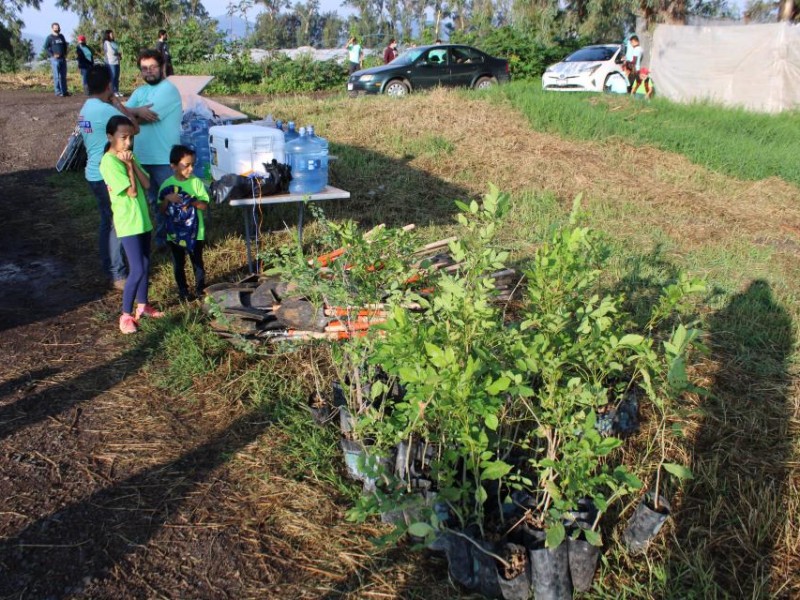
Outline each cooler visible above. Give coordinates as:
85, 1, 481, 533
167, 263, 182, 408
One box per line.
208, 123, 286, 180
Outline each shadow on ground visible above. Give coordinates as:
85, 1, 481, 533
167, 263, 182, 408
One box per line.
671, 280, 794, 598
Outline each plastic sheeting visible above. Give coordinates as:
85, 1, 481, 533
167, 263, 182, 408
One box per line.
650, 22, 800, 113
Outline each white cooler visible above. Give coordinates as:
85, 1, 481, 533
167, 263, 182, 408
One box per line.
208, 123, 286, 180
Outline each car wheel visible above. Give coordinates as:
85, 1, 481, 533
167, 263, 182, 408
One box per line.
603, 74, 615, 92
384, 80, 409, 97
474, 76, 496, 90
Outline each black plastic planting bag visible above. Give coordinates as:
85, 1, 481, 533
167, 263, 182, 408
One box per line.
210, 174, 252, 204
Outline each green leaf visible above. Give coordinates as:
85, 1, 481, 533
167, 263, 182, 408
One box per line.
618, 334, 645, 347
481, 460, 512, 481
663, 463, 694, 480
584, 529, 602, 547
486, 376, 510, 395
546, 521, 566, 549
484, 414, 499, 431
407, 522, 435, 538
475, 485, 488, 504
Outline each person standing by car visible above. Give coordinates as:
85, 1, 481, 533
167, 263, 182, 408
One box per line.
345, 36, 362, 74
624, 35, 643, 85
155, 29, 174, 77
75, 35, 94, 95
44, 23, 69, 97
383, 38, 398, 64
103, 30, 123, 97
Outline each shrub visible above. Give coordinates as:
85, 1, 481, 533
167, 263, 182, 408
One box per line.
451, 27, 587, 79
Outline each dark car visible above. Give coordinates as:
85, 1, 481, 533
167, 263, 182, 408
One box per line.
347, 44, 510, 97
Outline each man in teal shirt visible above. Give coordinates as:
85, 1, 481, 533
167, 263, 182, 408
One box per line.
78, 65, 140, 288
125, 48, 182, 248
345, 36, 362, 75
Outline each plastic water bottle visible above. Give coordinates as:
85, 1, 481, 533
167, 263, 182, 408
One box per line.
181, 117, 212, 181
275, 119, 283, 131
286, 127, 328, 195
306, 125, 329, 151
284, 121, 299, 143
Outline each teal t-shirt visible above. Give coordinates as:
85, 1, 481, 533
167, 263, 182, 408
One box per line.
348, 44, 362, 63
78, 98, 124, 182
158, 175, 209, 241
100, 153, 153, 238
126, 79, 182, 165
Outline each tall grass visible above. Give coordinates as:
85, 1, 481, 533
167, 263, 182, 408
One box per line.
498, 80, 800, 185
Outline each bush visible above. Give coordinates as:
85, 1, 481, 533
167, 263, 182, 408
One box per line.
450, 27, 587, 79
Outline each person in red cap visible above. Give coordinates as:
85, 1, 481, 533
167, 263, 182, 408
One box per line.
631, 67, 655, 99
75, 34, 95, 95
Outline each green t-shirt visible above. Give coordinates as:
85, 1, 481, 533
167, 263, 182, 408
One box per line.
99, 153, 153, 238
158, 175, 209, 242
125, 79, 182, 165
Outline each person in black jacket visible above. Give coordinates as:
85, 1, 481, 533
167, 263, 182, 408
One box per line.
155, 30, 174, 77
75, 35, 94, 95
43, 23, 69, 97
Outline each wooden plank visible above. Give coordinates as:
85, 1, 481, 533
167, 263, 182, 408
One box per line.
229, 186, 351, 207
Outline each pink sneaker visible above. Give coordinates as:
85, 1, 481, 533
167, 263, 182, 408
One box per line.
136, 304, 165, 320
119, 314, 138, 334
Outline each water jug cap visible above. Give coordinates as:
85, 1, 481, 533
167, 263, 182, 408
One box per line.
288, 121, 296, 129
308, 125, 315, 134
299, 127, 307, 135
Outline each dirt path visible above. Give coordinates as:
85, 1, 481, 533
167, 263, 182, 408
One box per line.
0, 91, 264, 598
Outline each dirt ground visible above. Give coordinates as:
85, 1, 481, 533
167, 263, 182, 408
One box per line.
0, 90, 423, 600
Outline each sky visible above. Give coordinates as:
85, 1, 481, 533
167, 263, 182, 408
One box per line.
21, 0, 348, 40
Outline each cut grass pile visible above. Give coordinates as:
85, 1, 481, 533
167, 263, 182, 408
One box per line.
51, 84, 800, 598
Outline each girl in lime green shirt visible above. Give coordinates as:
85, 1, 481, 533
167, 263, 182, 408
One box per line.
100, 115, 165, 334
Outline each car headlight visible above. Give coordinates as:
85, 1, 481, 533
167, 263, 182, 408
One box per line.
579, 64, 602, 75
359, 74, 375, 82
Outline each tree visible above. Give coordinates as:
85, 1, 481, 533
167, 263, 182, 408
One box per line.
778, 0, 797, 20
320, 11, 345, 47
0, 1, 40, 71
293, 0, 320, 46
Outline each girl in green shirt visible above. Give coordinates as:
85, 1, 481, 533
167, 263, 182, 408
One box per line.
100, 115, 165, 334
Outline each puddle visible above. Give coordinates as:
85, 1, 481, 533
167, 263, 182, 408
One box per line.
0, 258, 64, 288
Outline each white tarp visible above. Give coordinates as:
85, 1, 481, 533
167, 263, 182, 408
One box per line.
650, 22, 800, 113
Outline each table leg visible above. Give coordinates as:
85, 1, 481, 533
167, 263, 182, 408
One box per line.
243, 207, 253, 274
297, 201, 305, 244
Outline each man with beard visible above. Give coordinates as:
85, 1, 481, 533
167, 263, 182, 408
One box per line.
125, 49, 182, 249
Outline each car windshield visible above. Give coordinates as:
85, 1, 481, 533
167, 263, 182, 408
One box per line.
564, 46, 617, 63
393, 48, 426, 65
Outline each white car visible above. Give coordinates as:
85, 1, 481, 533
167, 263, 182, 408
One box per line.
542, 44, 626, 92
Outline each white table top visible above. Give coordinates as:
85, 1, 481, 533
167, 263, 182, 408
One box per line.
229, 185, 351, 206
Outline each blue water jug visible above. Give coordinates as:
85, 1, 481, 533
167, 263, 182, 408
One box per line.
284, 121, 299, 143
286, 127, 328, 195
275, 119, 283, 131
306, 125, 329, 151
180, 117, 212, 180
